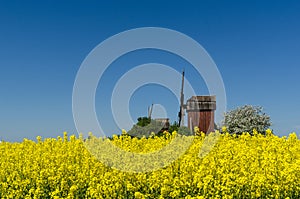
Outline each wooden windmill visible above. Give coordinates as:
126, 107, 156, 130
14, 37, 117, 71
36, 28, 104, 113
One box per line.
178, 70, 216, 134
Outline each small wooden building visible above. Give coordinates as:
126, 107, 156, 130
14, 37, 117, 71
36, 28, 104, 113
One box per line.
186, 96, 216, 134
154, 118, 170, 131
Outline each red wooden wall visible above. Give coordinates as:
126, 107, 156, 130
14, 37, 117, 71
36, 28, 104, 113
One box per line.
188, 111, 215, 134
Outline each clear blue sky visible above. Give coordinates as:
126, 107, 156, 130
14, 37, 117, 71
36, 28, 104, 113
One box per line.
1, 0, 300, 141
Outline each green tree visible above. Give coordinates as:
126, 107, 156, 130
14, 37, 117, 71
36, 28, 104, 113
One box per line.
167, 122, 193, 136
136, 117, 151, 127
177, 126, 193, 136
222, 105, 271, 135
168, 121, 179, 133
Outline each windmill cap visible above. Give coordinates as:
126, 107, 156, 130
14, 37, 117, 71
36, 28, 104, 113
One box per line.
186, 95, 216, 111
188, 95, 216, 102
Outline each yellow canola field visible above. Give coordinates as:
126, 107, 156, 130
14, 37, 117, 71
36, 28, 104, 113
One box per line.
1, 131, 300, 199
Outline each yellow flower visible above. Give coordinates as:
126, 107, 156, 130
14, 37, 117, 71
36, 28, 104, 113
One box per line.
121, 129, 127, 135
134, 192, 145, 199
221, 126, 227, 133
266, 128, 272, 136
1, 131, 300, 198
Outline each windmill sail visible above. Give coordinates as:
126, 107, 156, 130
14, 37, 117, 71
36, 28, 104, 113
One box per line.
148, 104, 153, 119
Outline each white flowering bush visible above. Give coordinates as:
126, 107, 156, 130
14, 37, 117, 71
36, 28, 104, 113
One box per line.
222, 105, 271, 135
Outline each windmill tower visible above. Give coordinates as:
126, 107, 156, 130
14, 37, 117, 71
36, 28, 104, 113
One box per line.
148, 103, 170, 131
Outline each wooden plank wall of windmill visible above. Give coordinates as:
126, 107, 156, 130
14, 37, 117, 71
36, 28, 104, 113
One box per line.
188, 110, 215, 134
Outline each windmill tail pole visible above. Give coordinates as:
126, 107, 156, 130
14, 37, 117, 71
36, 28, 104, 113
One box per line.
178, 70, 185, 126
178, 109, 182, 127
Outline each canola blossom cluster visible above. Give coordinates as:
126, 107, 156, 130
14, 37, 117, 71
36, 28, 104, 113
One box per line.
1, 130, 300, 198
